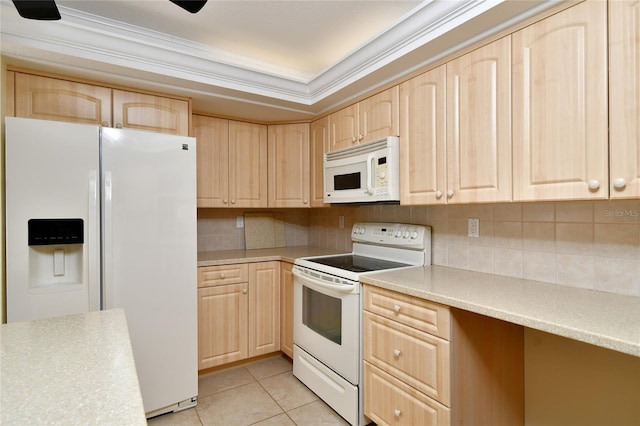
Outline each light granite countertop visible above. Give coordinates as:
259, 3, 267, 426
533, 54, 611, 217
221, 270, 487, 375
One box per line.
1, 309, 147, 426
198, 245, 342, 267
361, 266, 640, 357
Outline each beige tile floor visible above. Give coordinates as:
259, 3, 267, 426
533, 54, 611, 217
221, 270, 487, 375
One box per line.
147, 355, 350, 426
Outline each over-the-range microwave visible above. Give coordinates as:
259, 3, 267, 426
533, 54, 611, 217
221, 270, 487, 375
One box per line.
324, 136, 399, 203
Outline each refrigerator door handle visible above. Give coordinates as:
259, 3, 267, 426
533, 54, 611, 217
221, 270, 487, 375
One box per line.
89, 171, 100, 311
103, 171, 113, 309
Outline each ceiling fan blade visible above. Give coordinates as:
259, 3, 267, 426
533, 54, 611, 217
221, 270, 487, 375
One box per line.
12, 0, 61, 20
169, 0, 207, 14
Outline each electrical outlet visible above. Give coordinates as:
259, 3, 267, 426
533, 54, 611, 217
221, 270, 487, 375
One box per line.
236, 216, 244, 228
468, 218, 480, 238
339, 216, 345, 229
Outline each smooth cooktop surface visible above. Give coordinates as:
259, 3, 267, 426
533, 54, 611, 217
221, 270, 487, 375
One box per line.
306, 254, 410, 273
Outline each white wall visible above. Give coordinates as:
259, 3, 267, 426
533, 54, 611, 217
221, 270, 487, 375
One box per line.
1, 56, 6, 323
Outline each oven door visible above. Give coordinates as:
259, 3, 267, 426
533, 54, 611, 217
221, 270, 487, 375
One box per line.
292, 266, 360, 385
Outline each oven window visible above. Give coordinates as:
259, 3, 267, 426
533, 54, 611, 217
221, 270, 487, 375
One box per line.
302, 286, 342, 345
334, 172, 361, 190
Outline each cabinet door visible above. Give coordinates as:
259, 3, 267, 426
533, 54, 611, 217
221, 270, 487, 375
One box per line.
310, 117, 329, 207
193, 115, 229, 208
229, 121, 268, 207
512, 1, 608, 201
400, 66, 447, 205
198, 283, 248, 370
14, 73, 111, 126
359, 86, 399, 144
268, 123, 310, 208
609, 0, 640, 199
249, 262, 281, 357
280, 262, 294, 358
112, 89, 190, 136
329, 103, 359, 152
446, 36, 512, 204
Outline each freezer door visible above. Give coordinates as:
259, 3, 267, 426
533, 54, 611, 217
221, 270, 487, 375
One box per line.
5, 117, 101, 322
101, 127, 198, 415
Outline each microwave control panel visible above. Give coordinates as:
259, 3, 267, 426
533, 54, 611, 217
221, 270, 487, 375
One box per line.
375, 157, 389, 195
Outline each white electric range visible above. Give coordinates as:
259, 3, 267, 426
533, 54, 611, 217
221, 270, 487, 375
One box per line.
292, 222, 431, 425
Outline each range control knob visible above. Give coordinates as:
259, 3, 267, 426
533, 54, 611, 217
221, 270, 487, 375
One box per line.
403, 230, 410, 239
395, 230, 402, 238
411, 231, 418, 239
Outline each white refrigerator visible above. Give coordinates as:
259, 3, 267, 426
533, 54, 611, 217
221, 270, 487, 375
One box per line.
5, 117, 198, 418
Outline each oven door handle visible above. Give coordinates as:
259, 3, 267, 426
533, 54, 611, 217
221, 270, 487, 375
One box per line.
292, 268, 356, 293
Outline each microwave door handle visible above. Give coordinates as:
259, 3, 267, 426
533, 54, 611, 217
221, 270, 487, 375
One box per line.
366, 154, 375, 195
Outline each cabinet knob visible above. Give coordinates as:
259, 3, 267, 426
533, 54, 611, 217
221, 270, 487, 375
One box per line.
393, 304, 401, 313
351, 136, 357, 143
447, 190, 454, 198
220, 273, 225, 279
101, 121, 109, 127
588, 179, 600, 190
435, 191, 443, 199
223, 199, 228, 204
394, 409, 402, 418
303, 199, 308, 204
115, 123, 123, 129
393, 349, 402, 358
358, 134, 363, 141
242, 288, 247, 294
231, 199, 236, 204
613, 178, 627, 189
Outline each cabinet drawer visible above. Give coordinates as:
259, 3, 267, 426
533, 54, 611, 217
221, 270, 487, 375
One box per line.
363, 285, 450, 340
198, 264, 249, 287
364, 361, 450, 426
364, 311, 450, 406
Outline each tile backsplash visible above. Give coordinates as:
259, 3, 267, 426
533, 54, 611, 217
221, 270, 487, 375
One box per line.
198, 200, 640, 297
197, 209, 309, 252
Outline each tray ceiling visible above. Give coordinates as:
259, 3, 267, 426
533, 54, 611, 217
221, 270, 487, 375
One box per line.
0, 0, 563, 121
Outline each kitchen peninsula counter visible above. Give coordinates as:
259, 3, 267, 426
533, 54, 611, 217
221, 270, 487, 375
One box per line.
361, 266, 640, 357
0, 309, 146, 425
198, 246, 342, 267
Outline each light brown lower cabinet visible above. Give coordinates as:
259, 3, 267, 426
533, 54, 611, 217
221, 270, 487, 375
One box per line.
198, 262, 280, 370
280, 262, 294, 358
363, 284, 523, 426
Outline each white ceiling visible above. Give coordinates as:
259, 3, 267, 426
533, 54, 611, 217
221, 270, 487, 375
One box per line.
0, 0, 562, 122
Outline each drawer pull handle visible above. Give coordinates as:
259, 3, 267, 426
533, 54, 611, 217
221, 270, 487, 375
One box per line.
393, 349, 401, 358
220, 273, 226, 279
394, 409, 402, 418
393, 304, 401, 313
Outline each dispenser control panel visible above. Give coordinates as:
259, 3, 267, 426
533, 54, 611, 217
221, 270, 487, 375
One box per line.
28, 219, 84, 246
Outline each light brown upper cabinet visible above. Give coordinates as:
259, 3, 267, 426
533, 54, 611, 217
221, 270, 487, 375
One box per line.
329, 87, 399, 152
12, 72, 190, 135
310, 117, 329, 207
112, 89, 190, 135
268, 123, 310, 208
193, 115, 229, 208
13, 72, 112, 126
399, 65, 447, 205
193, 115, 267, 208
512, 0, 608, 201
229, 121, 269, 207
446, 36, 512, 204
609, 0, 640, 199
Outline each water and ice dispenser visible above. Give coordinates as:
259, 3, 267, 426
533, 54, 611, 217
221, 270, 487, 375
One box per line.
27, 219, 85, 293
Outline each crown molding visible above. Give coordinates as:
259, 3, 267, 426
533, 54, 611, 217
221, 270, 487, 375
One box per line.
1, 0, 561, 111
